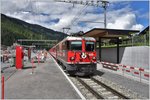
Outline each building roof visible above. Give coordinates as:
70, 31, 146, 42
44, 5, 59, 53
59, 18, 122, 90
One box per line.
82, 28, 140, 39
139, 26, 149, 35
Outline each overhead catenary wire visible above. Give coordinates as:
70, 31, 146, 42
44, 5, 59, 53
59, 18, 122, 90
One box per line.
62, 0, 108, 34
56, 0, 109, 34
72, 5, 88, 26
62, 4, 88, 34
65, 5, 88, 34
27, 0, 109, 34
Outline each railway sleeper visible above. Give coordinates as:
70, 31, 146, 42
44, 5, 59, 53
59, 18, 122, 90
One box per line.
101, 91, 112, 96
92, 85, 102, 88
97, 88, 106, 92
107, 96, 119, 99
87, 82, 97, 86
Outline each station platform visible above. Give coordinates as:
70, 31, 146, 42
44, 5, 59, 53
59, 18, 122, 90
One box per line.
4, 54, 81, 99
96, 63, 149, 98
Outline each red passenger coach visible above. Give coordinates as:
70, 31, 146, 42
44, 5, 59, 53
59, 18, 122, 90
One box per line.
50, 36, 97, 76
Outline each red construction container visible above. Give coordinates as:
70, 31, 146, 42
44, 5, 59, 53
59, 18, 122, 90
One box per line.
16, 46, 24, 69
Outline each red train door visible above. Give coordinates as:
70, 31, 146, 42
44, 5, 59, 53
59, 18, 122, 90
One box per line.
82, 39, 85, 52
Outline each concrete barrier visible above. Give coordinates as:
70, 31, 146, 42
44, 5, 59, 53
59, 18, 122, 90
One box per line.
97, 46, 149, 69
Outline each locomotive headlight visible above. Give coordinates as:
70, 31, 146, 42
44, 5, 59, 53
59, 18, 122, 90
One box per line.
70, 57, 75, 61
81, 52, 87, 59
92, 56, 96, 60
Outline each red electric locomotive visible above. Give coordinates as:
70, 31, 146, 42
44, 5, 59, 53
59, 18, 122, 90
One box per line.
50, 36, 97, 76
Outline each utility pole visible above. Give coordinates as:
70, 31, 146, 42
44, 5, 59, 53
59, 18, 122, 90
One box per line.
63, 27, 70, 34
101, 1, 109, 28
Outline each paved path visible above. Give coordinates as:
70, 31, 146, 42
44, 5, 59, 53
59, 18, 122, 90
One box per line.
4, 55, 80, 99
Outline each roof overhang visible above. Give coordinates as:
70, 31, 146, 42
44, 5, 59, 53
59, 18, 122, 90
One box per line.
82, 28, 140, 39
139, 26, 149, 35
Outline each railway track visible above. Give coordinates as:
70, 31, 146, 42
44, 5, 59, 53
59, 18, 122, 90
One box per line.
76, 77, 129, 99
58, 61, 144, 99
69, 75, 130, 99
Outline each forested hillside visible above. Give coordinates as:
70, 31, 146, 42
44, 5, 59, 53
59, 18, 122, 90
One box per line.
1, 14, 67, 46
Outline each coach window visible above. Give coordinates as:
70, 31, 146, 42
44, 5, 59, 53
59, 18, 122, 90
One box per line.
86, 42, 95, 51
70, 41, 82, 51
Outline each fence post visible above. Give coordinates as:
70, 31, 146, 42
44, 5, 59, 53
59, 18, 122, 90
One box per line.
122, 68, 124, 76
31, 58, 34, 74
139, 68, 144, 82
1, 75, 4, 100
140, 71, 141, 82
38, 53, 40, 65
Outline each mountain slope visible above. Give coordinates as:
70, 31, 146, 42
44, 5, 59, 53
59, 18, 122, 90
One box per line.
1, 14, 67, 46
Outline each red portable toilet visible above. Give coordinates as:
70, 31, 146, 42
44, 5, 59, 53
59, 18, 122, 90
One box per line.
16, 46, 24, 69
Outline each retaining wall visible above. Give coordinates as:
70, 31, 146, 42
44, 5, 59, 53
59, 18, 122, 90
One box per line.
97, 46, 149, 69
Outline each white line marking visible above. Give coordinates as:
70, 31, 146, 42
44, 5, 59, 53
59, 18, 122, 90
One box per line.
50, 54, 86, 100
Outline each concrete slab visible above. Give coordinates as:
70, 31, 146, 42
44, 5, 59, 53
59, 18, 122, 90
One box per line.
4, 55, 81, 99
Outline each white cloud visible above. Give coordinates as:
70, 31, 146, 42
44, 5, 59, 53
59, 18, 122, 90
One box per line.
107, 13, 135, 29
107, 12, 144, 30
131, 24, 144, 30
50, 15, 75, 30
1, 0, 145, 34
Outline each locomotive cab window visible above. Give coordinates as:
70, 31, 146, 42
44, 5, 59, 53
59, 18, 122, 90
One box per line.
70, 41, 82, 51
86, 42, 95, 51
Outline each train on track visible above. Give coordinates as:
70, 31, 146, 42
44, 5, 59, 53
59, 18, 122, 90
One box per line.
49, 36, 97, 76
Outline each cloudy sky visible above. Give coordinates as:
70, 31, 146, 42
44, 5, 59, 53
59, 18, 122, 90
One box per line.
1, 0, 149, 34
